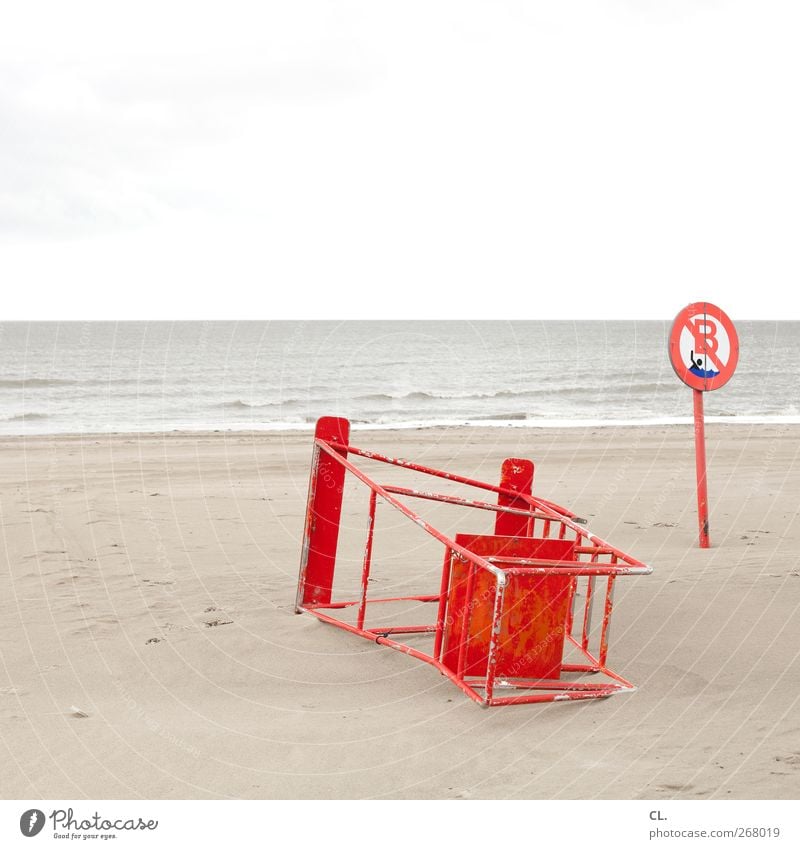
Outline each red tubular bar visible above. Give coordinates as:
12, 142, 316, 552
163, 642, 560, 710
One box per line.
327, 441, 578, 519
433, 546, 453, 662
488, 680, 628, 693
356, 489, 377, 630
295, 419, 652, 707
495, 565, 646, 576
575, 546, 616, 555
599, 576, 615, 667
563, 663, 601, 673
484, 575, 506, 704
582, 577, 595, 652
693, 387, 711, 548
304, 594, 439, 610
381, 484, 549, 521
488, 689, 620, 706
564, 577, 578, 637
456, 561, 477, 680
325, 439, 649, 572
487, 547, 645, 572
295, 441, 321, 612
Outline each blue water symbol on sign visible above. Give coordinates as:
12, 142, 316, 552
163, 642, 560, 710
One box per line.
688, 350, 719, 379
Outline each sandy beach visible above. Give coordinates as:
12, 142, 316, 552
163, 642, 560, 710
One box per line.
1, 423, 798, 800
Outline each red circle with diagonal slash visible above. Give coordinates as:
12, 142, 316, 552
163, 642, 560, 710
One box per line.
669, 302, 739, 391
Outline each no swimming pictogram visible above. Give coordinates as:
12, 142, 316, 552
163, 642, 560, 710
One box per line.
668, 302, 739, 391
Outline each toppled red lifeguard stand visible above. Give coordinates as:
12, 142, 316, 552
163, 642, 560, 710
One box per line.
295, 417, 651, 707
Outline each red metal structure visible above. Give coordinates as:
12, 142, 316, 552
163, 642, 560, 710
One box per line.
296, 417, 652, 707
669, 302, 740, 548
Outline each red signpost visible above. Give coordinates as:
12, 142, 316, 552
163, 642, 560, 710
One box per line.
669, 303, 739, 548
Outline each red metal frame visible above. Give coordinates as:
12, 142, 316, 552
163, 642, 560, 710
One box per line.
693, 387, 711, 548
296, 417, 652, 707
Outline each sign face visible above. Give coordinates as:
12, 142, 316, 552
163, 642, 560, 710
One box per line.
669, 302, 739, 391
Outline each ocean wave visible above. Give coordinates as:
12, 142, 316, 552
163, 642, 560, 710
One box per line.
0, 378, 76, 389
352, 384, 680, 403
356, 391, 436, 402
354, 388, 531, 403
468, 412, 529, 421
216, 398, 306, 410
221, 414, 800, 431
1, 412, 51, 422
0, 376, 252, 391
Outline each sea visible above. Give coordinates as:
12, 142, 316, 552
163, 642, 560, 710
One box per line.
0, 321, 796, 435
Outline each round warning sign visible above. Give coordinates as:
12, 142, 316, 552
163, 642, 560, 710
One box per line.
669, 302, 739, 391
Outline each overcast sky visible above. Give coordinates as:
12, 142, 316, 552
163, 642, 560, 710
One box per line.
2, 1, 799, 319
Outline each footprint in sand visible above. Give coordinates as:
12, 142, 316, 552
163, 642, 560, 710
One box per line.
55, 575, 83, 585
651, 782, 704, 797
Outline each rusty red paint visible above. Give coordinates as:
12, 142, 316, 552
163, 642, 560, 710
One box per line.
356, 489, 377, 630
599, 576, 615, 667
441, 534, 574, 680
296, 416, 349, 608
296, 417, 652, 707
495, 459, 534, 536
